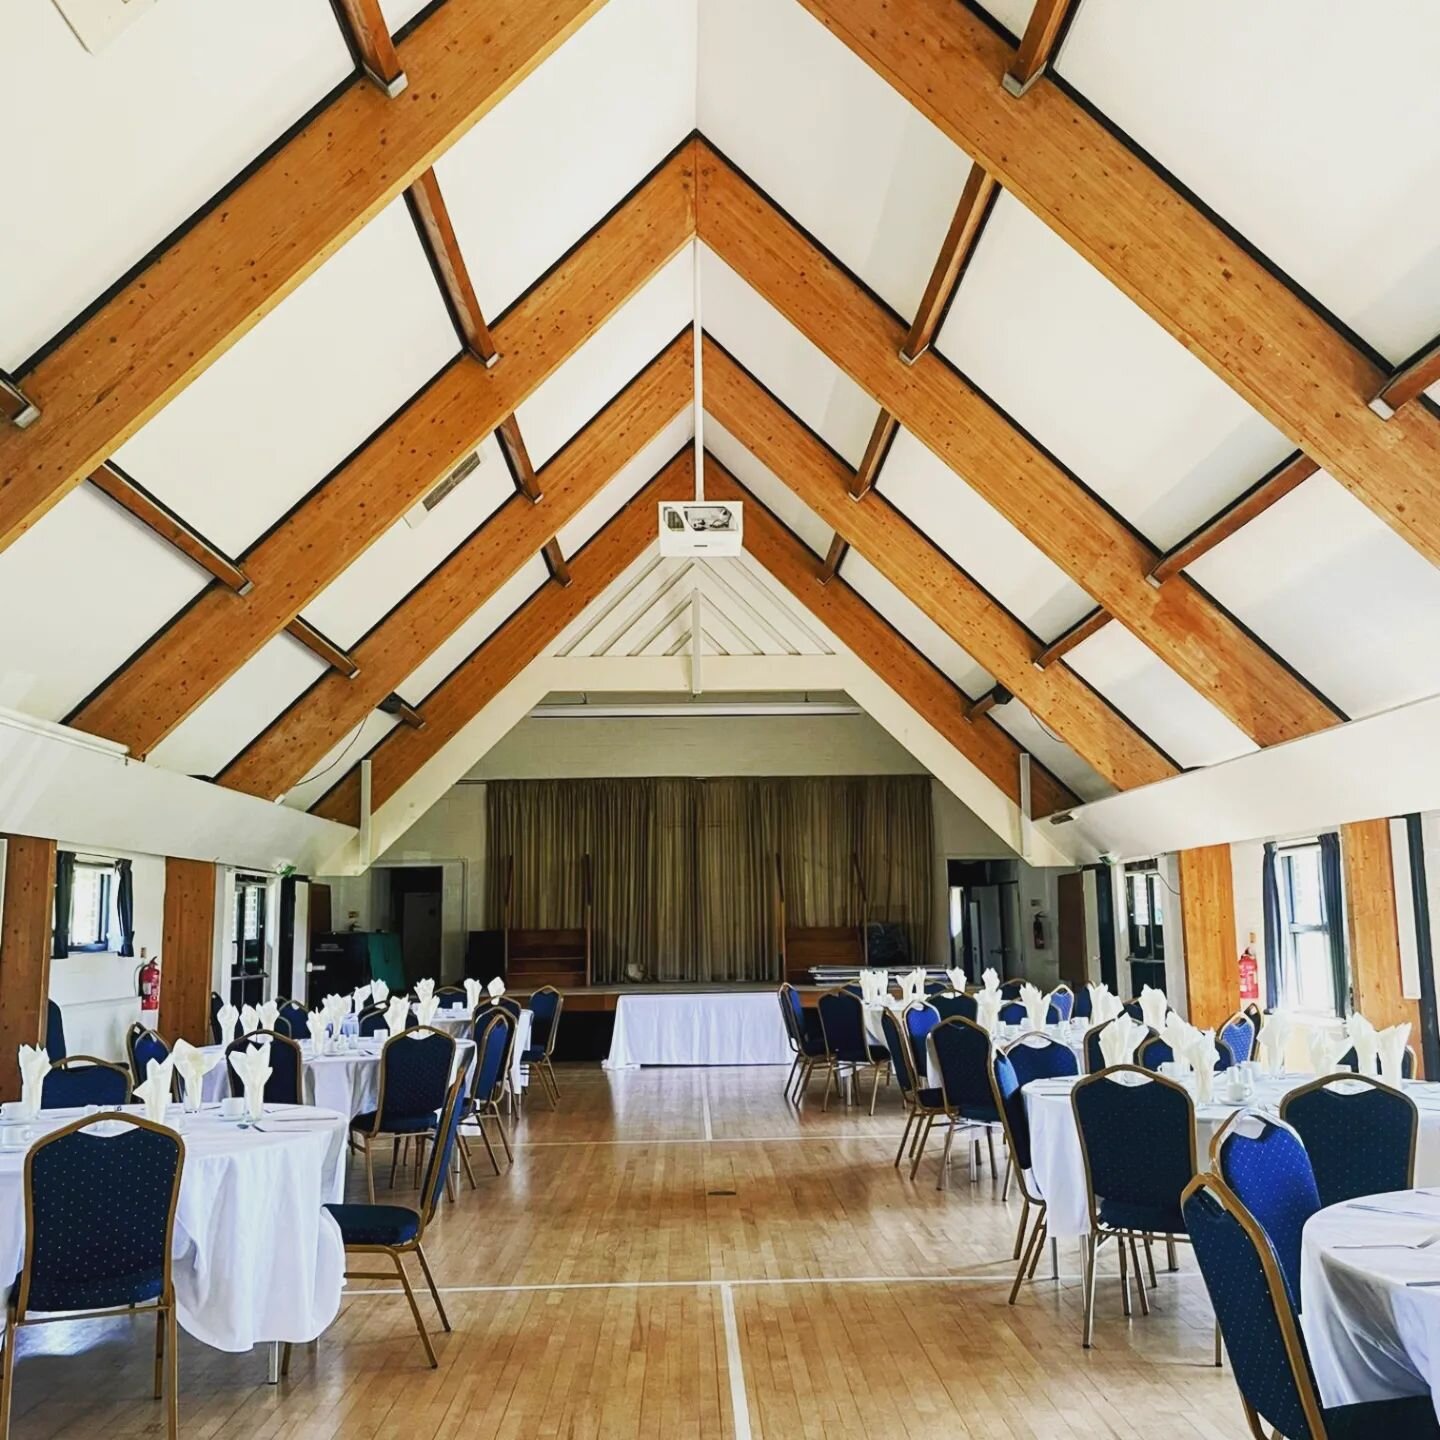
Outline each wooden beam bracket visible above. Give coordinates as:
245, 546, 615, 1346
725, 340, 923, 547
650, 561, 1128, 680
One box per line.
0, 370, 39, 429
1369, 335, 1440, 420
966, 684, 1013, 722
286, 618, 360, 679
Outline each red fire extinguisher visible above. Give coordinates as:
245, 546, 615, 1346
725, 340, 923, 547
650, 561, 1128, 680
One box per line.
137, 949, 160, 1013
1239, 931, 1259, 1004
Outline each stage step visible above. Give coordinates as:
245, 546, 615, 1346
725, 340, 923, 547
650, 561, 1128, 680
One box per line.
507, 928, 588, 988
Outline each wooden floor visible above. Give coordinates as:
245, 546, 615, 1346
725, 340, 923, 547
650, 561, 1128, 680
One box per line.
6, 1065, 1251, 1438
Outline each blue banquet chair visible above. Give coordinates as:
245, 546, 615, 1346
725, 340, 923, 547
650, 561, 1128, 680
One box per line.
1, 1114, 184, 1437
1336, 1044, 1416, 1079
929, 1018, 1004, 1189
904, 1002, 940, 1080
44, 1000, 65, 1062
521, 986, 565, 1109
815, 989, 891, 1114
778, 983, 826, 1103
1136, 1035, 1175, 1072
999, 978, 1025, 1000
351, 1028, 457, 1204
209, 991, 226, 1045
1217, 1011, 1256, 1066
1082, 1020, 1114, 1075
459, 1010, 514, 1181
224, 1030, 304, 1106
1280, 1074, 1417, 1208
1183, 1172, 1440, 1440
990, 1051, 1053, 1303
1072, 987, 1093, 1022
1048, 984, 1075, 1023
1000, 1029, 1080, 1202
1210, 1110, 1320, 1309
880, 1006, 949, 1175
930, 992, 978, 1023
998, 1000, 1026, 1026
41, 1056, 132, 1109
125, 1023, 171, 1088
1071, 1066, 1199, 1348
274, 998, 311, 1041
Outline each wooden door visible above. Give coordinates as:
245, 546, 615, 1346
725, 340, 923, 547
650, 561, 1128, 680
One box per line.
1057, 871, 1088, 990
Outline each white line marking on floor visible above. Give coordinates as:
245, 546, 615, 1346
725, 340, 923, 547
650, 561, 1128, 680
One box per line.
513, 1134, 906, 1147
720, 1281, 753, 1440
701, 1073, 714, 1142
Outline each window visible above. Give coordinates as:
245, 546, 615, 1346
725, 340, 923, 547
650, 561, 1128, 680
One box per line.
69, 862, 114, 950
1124, 864, 1165, 961
1277, 842, 1338, 1017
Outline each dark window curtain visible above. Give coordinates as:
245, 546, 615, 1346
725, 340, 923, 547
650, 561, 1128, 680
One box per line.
1261, 842, 1283, 1006
114, 859, 136, 957
51, 850, 74, 958
1318, 831, 1350, 1016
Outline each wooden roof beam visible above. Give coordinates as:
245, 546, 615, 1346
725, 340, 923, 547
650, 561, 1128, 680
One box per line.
702, 337, 1177, 791
0, 0, 607, 553
849, 410, 898, 500
966, 686, 1012, 722
696, 143, 1342, 748
817, 534, 848, 584
216, 331, 693, 802
1002, 0, 1081, 98
68, 144, 696, 760
333, 0, 407, 97
309, 454, 696, 825
1370, 335, 1440, 420
792, 0, 1440, 567
705, 458, 1078, 817
285, 619, 360, 679
1032, 607, 1110, 670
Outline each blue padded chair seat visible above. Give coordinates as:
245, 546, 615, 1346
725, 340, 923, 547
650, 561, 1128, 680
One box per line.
12, 1264, 164, 1313
1323, 1395, 1440, 1440
350, 1110, 437, 1134
915, 1087, 945, 1109
1099, 1198, 1186, 1235
957, 1100, 1001, 1124
324, 1203, 421, 1248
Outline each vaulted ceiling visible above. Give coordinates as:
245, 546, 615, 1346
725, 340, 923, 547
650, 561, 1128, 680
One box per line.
3, 0, 1438, 861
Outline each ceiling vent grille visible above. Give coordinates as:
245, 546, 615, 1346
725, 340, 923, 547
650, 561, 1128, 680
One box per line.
404, 451, 482, 529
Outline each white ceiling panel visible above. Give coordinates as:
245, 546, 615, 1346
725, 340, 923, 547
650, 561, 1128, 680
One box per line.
113, 198, 458, 557
704, 421, 829, 557
698, 0, 970, 321
700, 247, 881, 466
836, 550, 993, 699
556, 409, 695, 559
1066, 623, 1258, 770
376, 0, 431, 33
1057, 0, 1440, 361
147, 635, 326, 779
877, 428, 1093, 640
514, 251, 694, 469
435, 0, 697, 321
300, 435, 512, 648
937, 194, 1293, 550
0, 488, 205, 721
990, 703, 1117, 806
976, 0, 1033, 36
1187, 473, 1440, 719
397, 557, 551, 706
1, 0, 351, 371
281, 712, 399, 811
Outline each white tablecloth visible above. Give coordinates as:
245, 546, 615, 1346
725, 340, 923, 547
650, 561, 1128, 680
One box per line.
1303, 1192, 1440, 1413
1025, 1076, 1440, 1241
605, 992, 791, 1068
0, 1104, 346, 1352
922, 1025, 1087, 1088
432, 1006, 532, 1093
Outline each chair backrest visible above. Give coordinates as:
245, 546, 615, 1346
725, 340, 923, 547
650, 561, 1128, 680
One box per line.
989, 1052, 1038, 1180
1071, 1066, 1197, 1229
1211, 1111, 1320, 1310
469, 1011, 512, 1105
929, 992, 977, 1023
1336, 1046, 1416, 1079
1121, 999, 1145, 1023
1218, 1011, 1255, 1065
1082, 1020, 1111, 1075
1182, 1174, 1327, 1440
1004, 1032, 1079, 1088
126, 1023, 170, 1085
528, 987, 563, 1055
1048, 985, 1074, 1023
924, 982, 949, 996
418, 1069, 472, 1233
16, 1115, 183, 1320
375, 1028, 457, 1126
359, 1004, 407, 1037
45, 999, 66, 1062
880, 1008, 918, 1097
903, 1002, 939, 1078
841, 983, 865, 998
209, 992, 225, 1045
930, 1017, 995, 1118
495, 996, 523, 1020
816, 989, 867, 1058
1136, 1035, 1174, 1072
1072, 986, 1093, 1021
777, 984, 803, 1054
1280, 1074, 1418, 1207
998, 1000, 1026, 1026
42, 1056, 132, 1109
225, 1031, 304, 1105
275, 999, 310, 1040
999, 978, 1025, 1000
434, 986, 467, 1007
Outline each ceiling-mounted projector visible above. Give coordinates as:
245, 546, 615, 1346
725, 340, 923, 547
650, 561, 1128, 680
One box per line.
658, 501, 743, 556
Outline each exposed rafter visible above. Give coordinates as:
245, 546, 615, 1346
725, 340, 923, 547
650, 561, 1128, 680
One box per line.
66, 145, 696, 759
1369, 335, 1440, 420
792, 0, 1440, 568
702, 337, 1177, 791
285, 619, 360, 680
333, 0, 408, 96
0, 0, 607, 553
310, 454, 696, 825
849, 410, 898, 500
696, 142, 1342, 748
705, 460, 1078, 817
405, 168, 499, 366
217, 332, 693, 802
1002, 0, 1080, 98
1032, 607, 1110, 671
965, 686, 1012, 722
817, 534, 848, 584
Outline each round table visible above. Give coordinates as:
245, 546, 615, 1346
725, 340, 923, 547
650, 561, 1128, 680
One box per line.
1303, 1191, 1440, 1413
0, 1104, 346, 1352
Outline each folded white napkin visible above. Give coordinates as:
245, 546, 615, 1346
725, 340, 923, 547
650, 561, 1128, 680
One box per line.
414, 979, 436, 1006
945, 967, 967, 994
239, 1004, 260, 1036
371, 979, 390, 1005
1139, 985, 1169, 1033
384, 996, 411, 1038
1348, 1014, 1379, 1077
976, 991, 1003, 1035
415, 995, 439, 1029
1162, 1012, 1195, 1058
464, 978, 482, 1012
352, 984, 372, 1012
227, 1044, 272, 1121
134, 1056, 175, 1124
306, 1010, 328, 1046
170, 1039, 221, 1110
324, 994, 350, 1029
1184, 1034, 1219, 1102
1259, 1010, 1293, 1075
1020, 983, 1048, 1031
1379, 1023, 1412, 1082
486, 977, 505, 1003
259, 1000, 280, 1033
216, 1003, 240, 1046
1308, 1027, 1350, 1076
17, 1045, 50, 1118
981, 968, 1000, 995
1099, 1016, 1143, 1068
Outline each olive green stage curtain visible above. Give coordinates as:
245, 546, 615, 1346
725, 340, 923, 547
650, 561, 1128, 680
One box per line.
486, 776, 933, 983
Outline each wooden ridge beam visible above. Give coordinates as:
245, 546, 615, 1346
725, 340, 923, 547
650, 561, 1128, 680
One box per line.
706, 459, 1078, 817
793, 0, 1440, 567
0, 0, 608, 553
702, 337, 1177, 791
696, 143, 1342, 748
310, 454, 696, 825
849, 410, 898, 500
1003, 0, 1080, 97
88, 463, 251, 594
1370, 336, 1440, 420
67, 145, 696, 759
1033, 607, 1110, 670
285, 618, 360, 679
1147, 452, 1319, 588
217, 332, 693, 801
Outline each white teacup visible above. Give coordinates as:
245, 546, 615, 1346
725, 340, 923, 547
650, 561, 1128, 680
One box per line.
219, 1096, 244, 1121
0, 1101, 29, 1122
0, 1125, 26, 1148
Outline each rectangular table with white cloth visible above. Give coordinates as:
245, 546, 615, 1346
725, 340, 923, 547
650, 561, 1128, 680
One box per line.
605, 992, 792, 1068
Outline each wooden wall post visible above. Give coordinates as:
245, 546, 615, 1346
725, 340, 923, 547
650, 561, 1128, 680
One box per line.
1342, 820, 1421, 1038
161, 858, 218, 1047
0, 836, 57, 1100
1178, 845, 1238, 1030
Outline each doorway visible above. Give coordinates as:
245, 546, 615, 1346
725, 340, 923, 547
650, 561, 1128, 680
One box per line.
1056, 871, 1088, 991
229, 874, 269, 1007
947, 859, 1021, 977
389, 866, 443, 983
